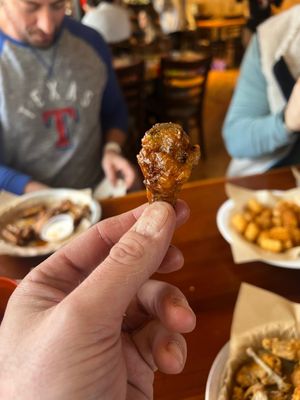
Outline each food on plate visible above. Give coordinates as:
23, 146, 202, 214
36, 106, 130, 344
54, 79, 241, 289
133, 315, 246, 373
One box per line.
231, 337, 300, 399
230, 199, 300, 253
262, 338, 300, 361
0, 200, 90, 246
137, 122, 200, 205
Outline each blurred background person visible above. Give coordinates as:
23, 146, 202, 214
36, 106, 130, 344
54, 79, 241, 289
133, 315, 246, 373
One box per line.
237, 0, 283, 46
0, 0, 135, 195
153, 0, 187, 35
223, 4, 300, 177
82, 0, 132, 44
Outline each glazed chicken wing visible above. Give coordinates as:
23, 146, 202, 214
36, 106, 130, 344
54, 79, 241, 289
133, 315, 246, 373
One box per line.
137, 123, 200, 205
262, 338, 300, 361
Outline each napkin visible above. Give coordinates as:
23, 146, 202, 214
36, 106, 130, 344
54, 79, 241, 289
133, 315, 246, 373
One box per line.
93, 177, 127, 200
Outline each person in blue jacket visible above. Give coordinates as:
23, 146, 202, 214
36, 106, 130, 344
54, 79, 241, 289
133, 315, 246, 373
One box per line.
223, 5, 300, 177
0, 0, 136, 194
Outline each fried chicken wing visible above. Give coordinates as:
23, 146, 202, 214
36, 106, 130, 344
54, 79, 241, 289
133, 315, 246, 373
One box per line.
262, 338, 300, 361
137, 123, 200, 205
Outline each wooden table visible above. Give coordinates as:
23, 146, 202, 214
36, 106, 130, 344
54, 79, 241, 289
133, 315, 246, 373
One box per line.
1, 167, 300, 399
196, 17, 246, 30
196, 17, 246, 44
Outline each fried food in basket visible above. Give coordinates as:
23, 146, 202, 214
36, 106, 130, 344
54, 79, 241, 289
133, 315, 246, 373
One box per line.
231, 199, 300, 253
231, 338, 300, 399
0, 200, 91, 246
137, 122, 200, 205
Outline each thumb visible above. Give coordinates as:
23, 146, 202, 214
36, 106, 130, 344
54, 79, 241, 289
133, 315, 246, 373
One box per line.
67, 202, 177, 320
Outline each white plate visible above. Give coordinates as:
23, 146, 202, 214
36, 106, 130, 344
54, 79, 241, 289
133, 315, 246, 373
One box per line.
205, 342, 229, 400
216, 196, 300, 269
0, 189, 101, 257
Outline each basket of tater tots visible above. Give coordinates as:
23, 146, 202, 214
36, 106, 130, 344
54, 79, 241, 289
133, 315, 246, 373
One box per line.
207, 283, 300, 400
216, 184, 300, 266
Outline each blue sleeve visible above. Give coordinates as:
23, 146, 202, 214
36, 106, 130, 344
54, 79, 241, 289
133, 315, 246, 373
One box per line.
0, 165, 31, 195
64, 18, 128, 136
0, 42, 31, 194
222, 35, 294, 158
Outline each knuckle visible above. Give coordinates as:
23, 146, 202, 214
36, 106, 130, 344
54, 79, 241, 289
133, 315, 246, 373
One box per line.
109, 235, 145, 265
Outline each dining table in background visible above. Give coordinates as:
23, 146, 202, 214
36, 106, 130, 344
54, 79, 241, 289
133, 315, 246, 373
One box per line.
113, 49, 210, 81
1, 166, 300, 399
196, 17, 246, 42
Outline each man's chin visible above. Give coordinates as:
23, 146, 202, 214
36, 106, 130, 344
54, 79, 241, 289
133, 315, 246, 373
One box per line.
28, 36, 54, 49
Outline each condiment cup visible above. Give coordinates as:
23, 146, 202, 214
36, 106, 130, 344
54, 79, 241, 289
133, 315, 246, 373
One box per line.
40, 213, 74, 242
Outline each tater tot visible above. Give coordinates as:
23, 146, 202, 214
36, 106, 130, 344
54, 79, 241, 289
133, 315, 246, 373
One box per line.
282, 209, 298, 227
258, 235, 283, 253
291, 228, 300, 245
255, 209, 272, 229
231, 197, 300, 253
268, 226, 291, 242
244, 222, 260, 242
231, 214, 248, 233
246, 198, 264, 214
243, 211, 255, 222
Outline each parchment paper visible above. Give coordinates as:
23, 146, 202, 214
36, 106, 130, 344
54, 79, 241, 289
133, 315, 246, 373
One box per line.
0, 190, 93, 256
225, 183, 300, 263
218, 283, 300, 400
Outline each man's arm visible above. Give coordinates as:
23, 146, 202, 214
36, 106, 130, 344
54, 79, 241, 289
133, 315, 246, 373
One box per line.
0, 164, 31, 195
0, 165, 49, 195
222, 35, 294, 159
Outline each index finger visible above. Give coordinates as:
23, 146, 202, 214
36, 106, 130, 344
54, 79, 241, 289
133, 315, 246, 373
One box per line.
28, 201, 189, 294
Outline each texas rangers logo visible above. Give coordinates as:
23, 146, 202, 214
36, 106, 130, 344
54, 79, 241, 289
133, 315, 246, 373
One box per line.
43, 108, 78, 149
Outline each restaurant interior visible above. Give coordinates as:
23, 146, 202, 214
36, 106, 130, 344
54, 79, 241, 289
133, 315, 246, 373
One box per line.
3, 1, 300, 400
68, 0, 300, 182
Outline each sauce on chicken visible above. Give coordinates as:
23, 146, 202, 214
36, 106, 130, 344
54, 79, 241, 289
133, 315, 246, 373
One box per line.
137, 123, 200, 205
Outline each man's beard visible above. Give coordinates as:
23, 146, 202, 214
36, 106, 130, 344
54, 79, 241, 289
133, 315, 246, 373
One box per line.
26, 30, 56, 49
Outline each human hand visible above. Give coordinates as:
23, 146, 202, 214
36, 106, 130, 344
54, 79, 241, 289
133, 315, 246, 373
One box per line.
102, 151, 136, 189
23, 180, 49, 193
284, 77, 300, 133
0, 201, 196, 400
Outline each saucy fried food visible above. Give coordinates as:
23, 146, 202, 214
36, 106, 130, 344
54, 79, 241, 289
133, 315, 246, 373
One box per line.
137, 123, 200, 205
230, 338, 300, 399
0, 200, 91, 246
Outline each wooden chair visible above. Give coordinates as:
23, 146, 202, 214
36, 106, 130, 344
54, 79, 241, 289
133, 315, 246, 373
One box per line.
115, 58, 145, 159
155, 53, 212, 158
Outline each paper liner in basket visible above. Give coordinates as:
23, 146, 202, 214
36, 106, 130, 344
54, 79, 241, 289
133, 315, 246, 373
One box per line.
0, 190, 93, 256
225, 183, 300, 264
218, 283, 300, 400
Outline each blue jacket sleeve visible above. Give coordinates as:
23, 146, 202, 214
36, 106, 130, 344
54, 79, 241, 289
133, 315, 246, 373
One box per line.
0, 131, 31, 194
222, 35, 294, 158
0, 165, 31, 195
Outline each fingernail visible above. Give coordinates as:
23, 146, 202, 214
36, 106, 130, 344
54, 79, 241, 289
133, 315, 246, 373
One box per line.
172, 297, 193, 313
134, 202, 169, 237
167, 340, 184, 366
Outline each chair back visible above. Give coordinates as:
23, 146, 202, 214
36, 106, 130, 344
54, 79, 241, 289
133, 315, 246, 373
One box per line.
115, 58, 145, 156
159, 52, 212, 157
160, 53, 211, 112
